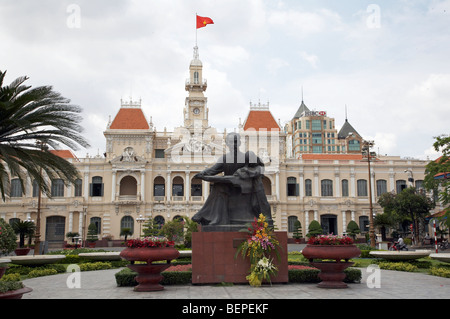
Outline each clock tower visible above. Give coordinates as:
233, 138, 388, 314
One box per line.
184, 46, 209, 133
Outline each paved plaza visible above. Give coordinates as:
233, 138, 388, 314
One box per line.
22, 266, 450, 300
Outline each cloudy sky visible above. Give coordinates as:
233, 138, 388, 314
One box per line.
1, 0, 449, 160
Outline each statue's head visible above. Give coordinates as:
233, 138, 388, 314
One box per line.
225, 132, 241, 149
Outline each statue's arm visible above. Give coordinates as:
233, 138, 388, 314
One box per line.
194, 161, 224, 179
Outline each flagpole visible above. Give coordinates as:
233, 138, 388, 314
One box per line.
195, 13, 198, 46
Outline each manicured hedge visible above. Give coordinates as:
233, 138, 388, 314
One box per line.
115, 267, 193, 286
115, 266, 362, 286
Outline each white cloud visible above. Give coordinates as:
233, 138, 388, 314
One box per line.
266, 57, 289, 75
299, 51, 319, 68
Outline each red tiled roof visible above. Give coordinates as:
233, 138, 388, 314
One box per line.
110, 108, 150, 130
50, 150, 78, 159
243, 110, 280, 132
301, 154, 363, 160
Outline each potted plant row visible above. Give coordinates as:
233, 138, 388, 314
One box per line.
0, 218, 32, 299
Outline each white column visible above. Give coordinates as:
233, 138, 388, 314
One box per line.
78, 211, 84, 236
305, 210, 309, 228
351, 210, 355, 221
111, 171, 116, 202
298, 172, 304, 199
203, 180, 209, 199
185, 172, 190, 201
342, 210, 347, 235
84, 172, 89, 201
335, 170, 340, 197
167, 173, 172, 199
314, 171, 319, 197
69, 212, 73, 233
140, 171, 145, 201
275, 172, 280, 200
314, 210, 318, 221
350, 170, 356, 197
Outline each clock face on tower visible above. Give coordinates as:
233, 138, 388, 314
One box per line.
193, 108, 200, 115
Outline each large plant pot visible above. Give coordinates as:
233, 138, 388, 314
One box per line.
302, 244, 361, 262
14, 248, 31, 256
0, 287, 32, 299
302, 245, 361, 289
120, 247, 180, 292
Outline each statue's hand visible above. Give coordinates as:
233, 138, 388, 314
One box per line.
194, 173, 204, 179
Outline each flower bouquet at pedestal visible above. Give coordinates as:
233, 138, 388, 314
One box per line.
236, 214, 281, 287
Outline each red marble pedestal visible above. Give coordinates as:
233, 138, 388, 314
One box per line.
192, 231, 288, 284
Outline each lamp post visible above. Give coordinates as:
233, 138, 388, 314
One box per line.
136, 214, 147, 238
362, 140, 376, 248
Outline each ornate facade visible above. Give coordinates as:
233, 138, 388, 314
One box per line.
0, 47, 434, 247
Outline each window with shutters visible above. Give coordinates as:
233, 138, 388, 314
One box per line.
90, 176, 104, 197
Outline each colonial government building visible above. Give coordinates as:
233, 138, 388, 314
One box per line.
0, 47, 435, 247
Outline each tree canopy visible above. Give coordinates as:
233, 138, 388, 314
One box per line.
0, 70, 90, 200
424, 134, 450, 208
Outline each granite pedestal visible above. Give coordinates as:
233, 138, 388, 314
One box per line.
192, 229, 288, 284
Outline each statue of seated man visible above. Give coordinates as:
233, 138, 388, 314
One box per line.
192, 132, 273, 228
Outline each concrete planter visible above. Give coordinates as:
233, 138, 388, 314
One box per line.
120, 247, 180, 291
302, 245, 361, 289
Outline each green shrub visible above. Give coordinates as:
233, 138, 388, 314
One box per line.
78, 262, 112, 272
344, 268, 362, 283
288, 269, 320, 283
6, 264, 65, 276
28, 268, 58, 278
377, 262, 418, 272
0, 281, 24, 293
429, 266, 450, 278
115, 267, 192, 286
0, 273, 21, 282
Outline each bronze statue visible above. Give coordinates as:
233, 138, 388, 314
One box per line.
192, 133, 273, 230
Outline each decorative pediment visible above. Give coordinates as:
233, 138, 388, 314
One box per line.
110, 147, 148, 164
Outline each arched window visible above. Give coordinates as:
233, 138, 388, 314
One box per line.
194, 71, 199, 84
321, 179, 333, 197
396, 180, 407, 194
262, 176, 272, 195
32, 179, 39, 197
376, 180, 387, 196
51, 179, 65, 197
90, 176, 103, 197
154, 215, 165, 229
305, 179, 312, 197
120, 176, 137, 195
90, 217, 101, 234
120, 216, 134, 235
191, 178, 202, 197
287, 177, 298, 196
10, 179, 23, 197
357, 179, 368, 197
74, 179, 82, 197
288, 216, 298, 233
154, 176, 165, 197
341, 179, 349, 197
172, 176, 184, 197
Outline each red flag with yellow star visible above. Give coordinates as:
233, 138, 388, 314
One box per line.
196, 15, 214, 29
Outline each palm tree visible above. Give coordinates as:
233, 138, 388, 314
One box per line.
11, 220, 36, 248
0, 70, 90, 199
